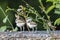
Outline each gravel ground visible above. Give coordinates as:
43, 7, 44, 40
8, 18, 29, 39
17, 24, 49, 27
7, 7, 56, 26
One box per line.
0, 31, 60, 40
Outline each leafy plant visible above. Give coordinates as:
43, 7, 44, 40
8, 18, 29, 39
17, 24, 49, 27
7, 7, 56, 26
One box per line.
54, 1, 60, 26
0, 0, 60, 32
55, 1, 60, 14
3, 15, 8, 23
46, 0, 58, 4
46, 0, 60, 26
54, 18, 60, 25
0, 26, 7, 32
0, 6, 16, 32
44, 0, 60, 34
39, 0, 55, 33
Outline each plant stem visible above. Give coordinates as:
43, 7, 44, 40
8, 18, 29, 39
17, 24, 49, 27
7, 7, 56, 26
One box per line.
23, 0, 41, 18
24, 16, 30, 31
39, 0, 52, 34
0, 6, 14, 30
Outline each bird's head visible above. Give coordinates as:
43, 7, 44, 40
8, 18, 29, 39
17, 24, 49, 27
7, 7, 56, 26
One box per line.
26, 17, 32, 22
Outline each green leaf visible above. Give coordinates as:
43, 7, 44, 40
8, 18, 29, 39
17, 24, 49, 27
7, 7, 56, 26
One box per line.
54, 18, 60, 25
46, 5, 55, 14
3, 15, 8, 23
55, 10, 60, 14
56, 4, 60, 9
46, 0, 58, 3
46, 0, 54, 2
13, 27, 18, 31
0, 26, 7, 32
55, 2, 60, 14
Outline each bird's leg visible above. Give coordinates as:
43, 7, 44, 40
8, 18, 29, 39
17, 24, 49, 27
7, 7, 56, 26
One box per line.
27, 26, 30, 32
35, 27, 37, 33
35, 27, 37, 31
22, 26, 24, 37
23, 26, 25, 32
33, 28, 34, 31
20, 27, 22, 31
32, 28, 34, 33
52, 26, 56, 35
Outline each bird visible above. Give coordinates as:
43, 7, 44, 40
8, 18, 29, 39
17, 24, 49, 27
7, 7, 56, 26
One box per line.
47, 21, 56, 30
26, 19, 37, 31
47, 21, 56, 34
15, 14, 25, 31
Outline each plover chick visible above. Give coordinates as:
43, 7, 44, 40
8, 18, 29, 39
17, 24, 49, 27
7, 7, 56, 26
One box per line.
47, 21, 56, 32
27, 21, 37, 31
15, 14, 25, 31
